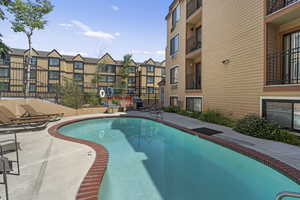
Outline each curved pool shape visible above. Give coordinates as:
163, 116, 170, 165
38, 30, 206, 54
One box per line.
59, 117, 300, 200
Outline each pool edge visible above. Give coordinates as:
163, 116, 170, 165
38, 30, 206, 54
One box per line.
48, 115, 300, 200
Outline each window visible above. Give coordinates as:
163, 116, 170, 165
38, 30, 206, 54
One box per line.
29, 69, 37, 80
102, 65, 116, 73
147, 87, 155, 94
263, 99, 300, 131
128, 77, 136, 83
128, 66, 136, 73
161, 68, 166, 76
170, 66, 178, 84
49, 58, 60, 67
128, 87, 135, 95
49, 71, 60, 80
74, 73, 84, 81
106, 75, 115, 83
170, 96, 179, 106
25, 56, 38, 65
147, 65, 155, 73
0, 68, 9, 78
172, 4, 180, 27
147, 76, 155, 84
74, 61, 84, 70
48, 84, 57, 93
186, 97, 202, 112
29, 83, 36, 93
0, 54, 10, 65
170, 34, 179, 55
0, 82, 9, 92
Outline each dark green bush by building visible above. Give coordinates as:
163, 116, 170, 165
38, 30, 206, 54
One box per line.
234, 115, 300, 146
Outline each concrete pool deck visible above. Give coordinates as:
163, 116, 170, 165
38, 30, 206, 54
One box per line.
0, 111, 299, 200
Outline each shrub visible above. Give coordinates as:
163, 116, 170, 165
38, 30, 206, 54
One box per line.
198, 110, 236, 128
234, 115, 300, 146
162, 107, 235, 128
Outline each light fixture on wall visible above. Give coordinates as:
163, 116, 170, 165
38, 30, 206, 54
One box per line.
222, 59, 230, 65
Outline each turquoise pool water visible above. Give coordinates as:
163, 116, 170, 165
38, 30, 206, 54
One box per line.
59, 118, 300, 200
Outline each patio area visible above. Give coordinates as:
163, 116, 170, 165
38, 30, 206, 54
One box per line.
0, 111, 299, 200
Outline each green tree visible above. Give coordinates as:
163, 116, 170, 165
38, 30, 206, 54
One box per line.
8, 0, 53, 94
117, 54, 132, 96
56, 78, 84, 109
0, 0, 11, 54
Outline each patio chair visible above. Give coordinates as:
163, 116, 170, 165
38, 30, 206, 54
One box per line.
0, 106, 50, 121
0, 110, 49, 129
20, 104, 63, 122
0, 132, 20, 200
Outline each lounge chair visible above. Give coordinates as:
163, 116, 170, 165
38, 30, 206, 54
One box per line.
0, 110, 49, 129
0, 106, 49, 121
20, 104, 63, 121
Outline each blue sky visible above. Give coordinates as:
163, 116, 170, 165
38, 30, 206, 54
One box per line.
0, 0, 172, 62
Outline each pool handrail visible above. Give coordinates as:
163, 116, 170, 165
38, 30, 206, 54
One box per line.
276, 192, 300, 200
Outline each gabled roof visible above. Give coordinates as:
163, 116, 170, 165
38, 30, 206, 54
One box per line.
47, 49, 63, 57
9, 48, 164, 66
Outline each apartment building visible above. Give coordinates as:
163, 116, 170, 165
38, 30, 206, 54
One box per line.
0, 48, 165, 102
165, 0, 300, 131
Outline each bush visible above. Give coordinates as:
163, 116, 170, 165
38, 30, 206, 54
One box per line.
198, 111, 236, 128
162, 107, 235, 128
234, 115, 300, 146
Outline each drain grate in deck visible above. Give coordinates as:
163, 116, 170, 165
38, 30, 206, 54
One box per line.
191, 127, 223, 136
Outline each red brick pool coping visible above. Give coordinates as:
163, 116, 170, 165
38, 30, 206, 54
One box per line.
48, 115, 300, 200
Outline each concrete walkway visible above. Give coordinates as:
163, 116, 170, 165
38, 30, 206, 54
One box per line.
0, 113, 122, 200
126, 111, 300, 170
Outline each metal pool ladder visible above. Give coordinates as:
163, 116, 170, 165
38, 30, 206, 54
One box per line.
276, 192, 300, 200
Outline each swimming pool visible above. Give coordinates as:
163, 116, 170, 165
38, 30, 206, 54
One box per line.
59, 117, 300, 200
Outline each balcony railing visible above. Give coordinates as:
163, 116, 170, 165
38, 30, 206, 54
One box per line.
186, 74, 201, 90
267, 47, 300, 85
186, 35, 201, 54
267, 0, 300, 15
187, 0, 202, 18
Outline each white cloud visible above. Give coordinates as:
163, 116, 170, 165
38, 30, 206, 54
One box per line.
114, 32, 121, 36
111, 5, 119, 11
71, 20, 115, 40
59, 23, 73, 28
131, 50, 165, 56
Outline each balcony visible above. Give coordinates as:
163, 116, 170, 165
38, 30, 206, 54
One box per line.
186, 74, 201, 90
187, 0, 202, 18
266, 47, 300, 85
186, 35, 201, 59
267, 0, 299, 15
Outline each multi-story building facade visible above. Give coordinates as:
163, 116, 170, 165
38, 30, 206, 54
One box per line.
0, 48, 165, 103
165, 0, 300, 131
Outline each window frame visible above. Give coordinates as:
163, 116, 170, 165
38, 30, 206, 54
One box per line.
0, 68, 9, 78
147, 76, 155, 84
147, 65, 155, 73
0, 82, 9, 92
262, 98, 300, 131
170, 34, 180, 55
170, 96, 179, 106
186, 96, 203, 113
48, 57, 60, 67
170, 66, 179, 84
74, 73, 84, 81
48, 70, 60, 80
171, 4, 181, 28
73, 61, 84, 70
106, 75, 116, 83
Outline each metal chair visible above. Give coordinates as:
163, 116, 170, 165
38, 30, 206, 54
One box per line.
0, 131, 21, 200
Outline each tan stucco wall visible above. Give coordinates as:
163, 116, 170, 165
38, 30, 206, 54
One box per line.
165, 0, 300, 119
